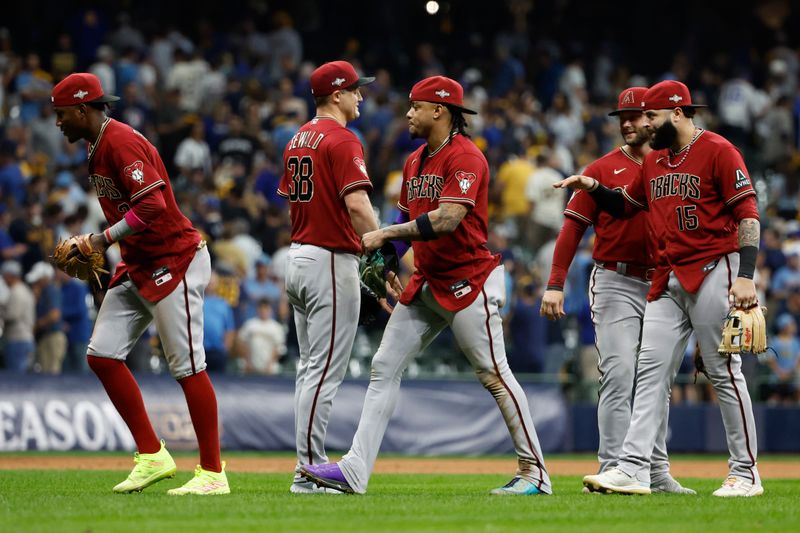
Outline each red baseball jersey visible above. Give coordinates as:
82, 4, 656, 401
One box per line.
87, 118, 202, 302
398, 134, 500, 312
621, 130, 757, 300
277, 117, 373, 254
564, 147, 653, 266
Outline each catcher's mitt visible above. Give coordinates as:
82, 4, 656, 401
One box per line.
358, 244, 399, 299
51, 234, 109, 285
718, 305, 767, 355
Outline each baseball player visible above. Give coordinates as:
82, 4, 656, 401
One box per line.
301, 76, 551, 496
556, 80, 763, 497
541, 87, 694, 494
52, 73, 229, 495
277, 61, 393, 494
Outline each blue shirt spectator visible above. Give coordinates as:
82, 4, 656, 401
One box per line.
203, 273, 236, 372
60, 276, 92, 373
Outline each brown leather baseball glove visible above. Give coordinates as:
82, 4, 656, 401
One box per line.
718, 305, 767, 355
51, 234, 109, 285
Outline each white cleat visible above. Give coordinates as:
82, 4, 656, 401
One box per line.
583, 467, 651, 495
712, 476, 764, 497
290, 479, 344, 495
651, 475, 697, 495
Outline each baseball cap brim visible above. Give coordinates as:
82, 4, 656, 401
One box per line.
347, 76, 376, 90
93, 94, 121, 104
644, 103, 709, 111
448, 103, 478, 115
608, 106, 643, 116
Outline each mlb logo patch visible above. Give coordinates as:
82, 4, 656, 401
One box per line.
455, 170, 476, 195
124, 160, 145, 185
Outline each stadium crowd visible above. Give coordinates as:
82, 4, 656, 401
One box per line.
1, 3, 799, 405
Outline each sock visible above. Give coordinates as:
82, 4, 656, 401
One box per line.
87, 355, 160, 454
178, 371, 222, 472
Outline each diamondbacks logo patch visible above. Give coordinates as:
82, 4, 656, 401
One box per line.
455, 170, 477, 195
124, 160, 145, 185
734, 169, 750, 190
353, 157, 368, 176
621, 91, 635, 105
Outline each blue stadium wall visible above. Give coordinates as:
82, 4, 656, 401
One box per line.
0, 374, 797, 453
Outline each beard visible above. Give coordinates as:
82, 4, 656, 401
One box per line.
649, 120, 678, 150
626, 128, 651, 147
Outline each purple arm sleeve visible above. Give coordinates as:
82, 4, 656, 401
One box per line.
390, 210, 411, 258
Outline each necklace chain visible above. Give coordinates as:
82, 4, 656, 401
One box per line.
666, 128, 703, 169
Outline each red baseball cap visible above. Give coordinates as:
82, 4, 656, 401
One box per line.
310, 61, 375, 97
608, 87, 647, 116
51, 72, 120, 107
409, 76, 477, 115
641, 80, 707, 111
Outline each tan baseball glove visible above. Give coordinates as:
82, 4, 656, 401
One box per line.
718, 305, 767, 355
51, 234, 109, 285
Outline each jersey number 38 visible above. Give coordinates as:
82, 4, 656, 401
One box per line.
287, 155, 314, 202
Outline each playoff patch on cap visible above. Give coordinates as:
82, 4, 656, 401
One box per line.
310, 61, 375, 96
409, 76, 477, 114
642, 80, 708, 111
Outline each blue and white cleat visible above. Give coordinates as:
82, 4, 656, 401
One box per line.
490, 476, 544, 495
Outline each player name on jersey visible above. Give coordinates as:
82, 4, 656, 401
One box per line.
287, 130, 325, 151
649, 173, 701, 201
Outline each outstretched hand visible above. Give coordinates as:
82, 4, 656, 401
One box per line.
553, 175, 597, 191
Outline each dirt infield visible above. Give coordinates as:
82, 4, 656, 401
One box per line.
1, 455, 799, 479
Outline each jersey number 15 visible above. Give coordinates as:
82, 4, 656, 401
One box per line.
287, 155, 314, 202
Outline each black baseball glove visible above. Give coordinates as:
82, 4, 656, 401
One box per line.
357, 243, 400, 325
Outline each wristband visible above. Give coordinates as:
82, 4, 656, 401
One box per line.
737, 246, 757, 279
545, 285, 564, 291
415, 213, 437, 241
103, 228, 113, 244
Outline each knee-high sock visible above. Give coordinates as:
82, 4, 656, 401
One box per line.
178, 371, 222, 472
87, 355, 160, 454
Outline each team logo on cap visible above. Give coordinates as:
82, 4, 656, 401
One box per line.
435, 89, 450, 98
332, 77, 346, 87
621, 91, 635, 105
124, 160, 145, 185
668, 94, 683, 103
455, 170, 476, 195
73, 89, 89, 99
353, 156, 368, 176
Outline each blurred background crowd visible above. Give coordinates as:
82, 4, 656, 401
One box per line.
1, 0, 799, 405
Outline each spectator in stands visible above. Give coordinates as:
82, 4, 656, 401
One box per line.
525, 149, 566, 251
174, 119, 212, 177
508, 279, 547, 373
771, 250, 800, 301
240, 254, 282, 321
0, 260, 35, 372
57, 268, 91, 373
14, 52, 52, 124
0, 204, 26, 262
203, 271, 236, 372
0, 139, 25, 208
761, 314, 800, 404
238, 299, 286, 375
26, 261, 66, 374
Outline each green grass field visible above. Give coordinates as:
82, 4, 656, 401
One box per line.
1, 470, 798, 533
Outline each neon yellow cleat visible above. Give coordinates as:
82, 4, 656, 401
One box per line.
113, 440, 177, 493
168, 461, 230, 495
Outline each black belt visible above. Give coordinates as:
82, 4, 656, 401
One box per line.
596, 261, 654, 281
